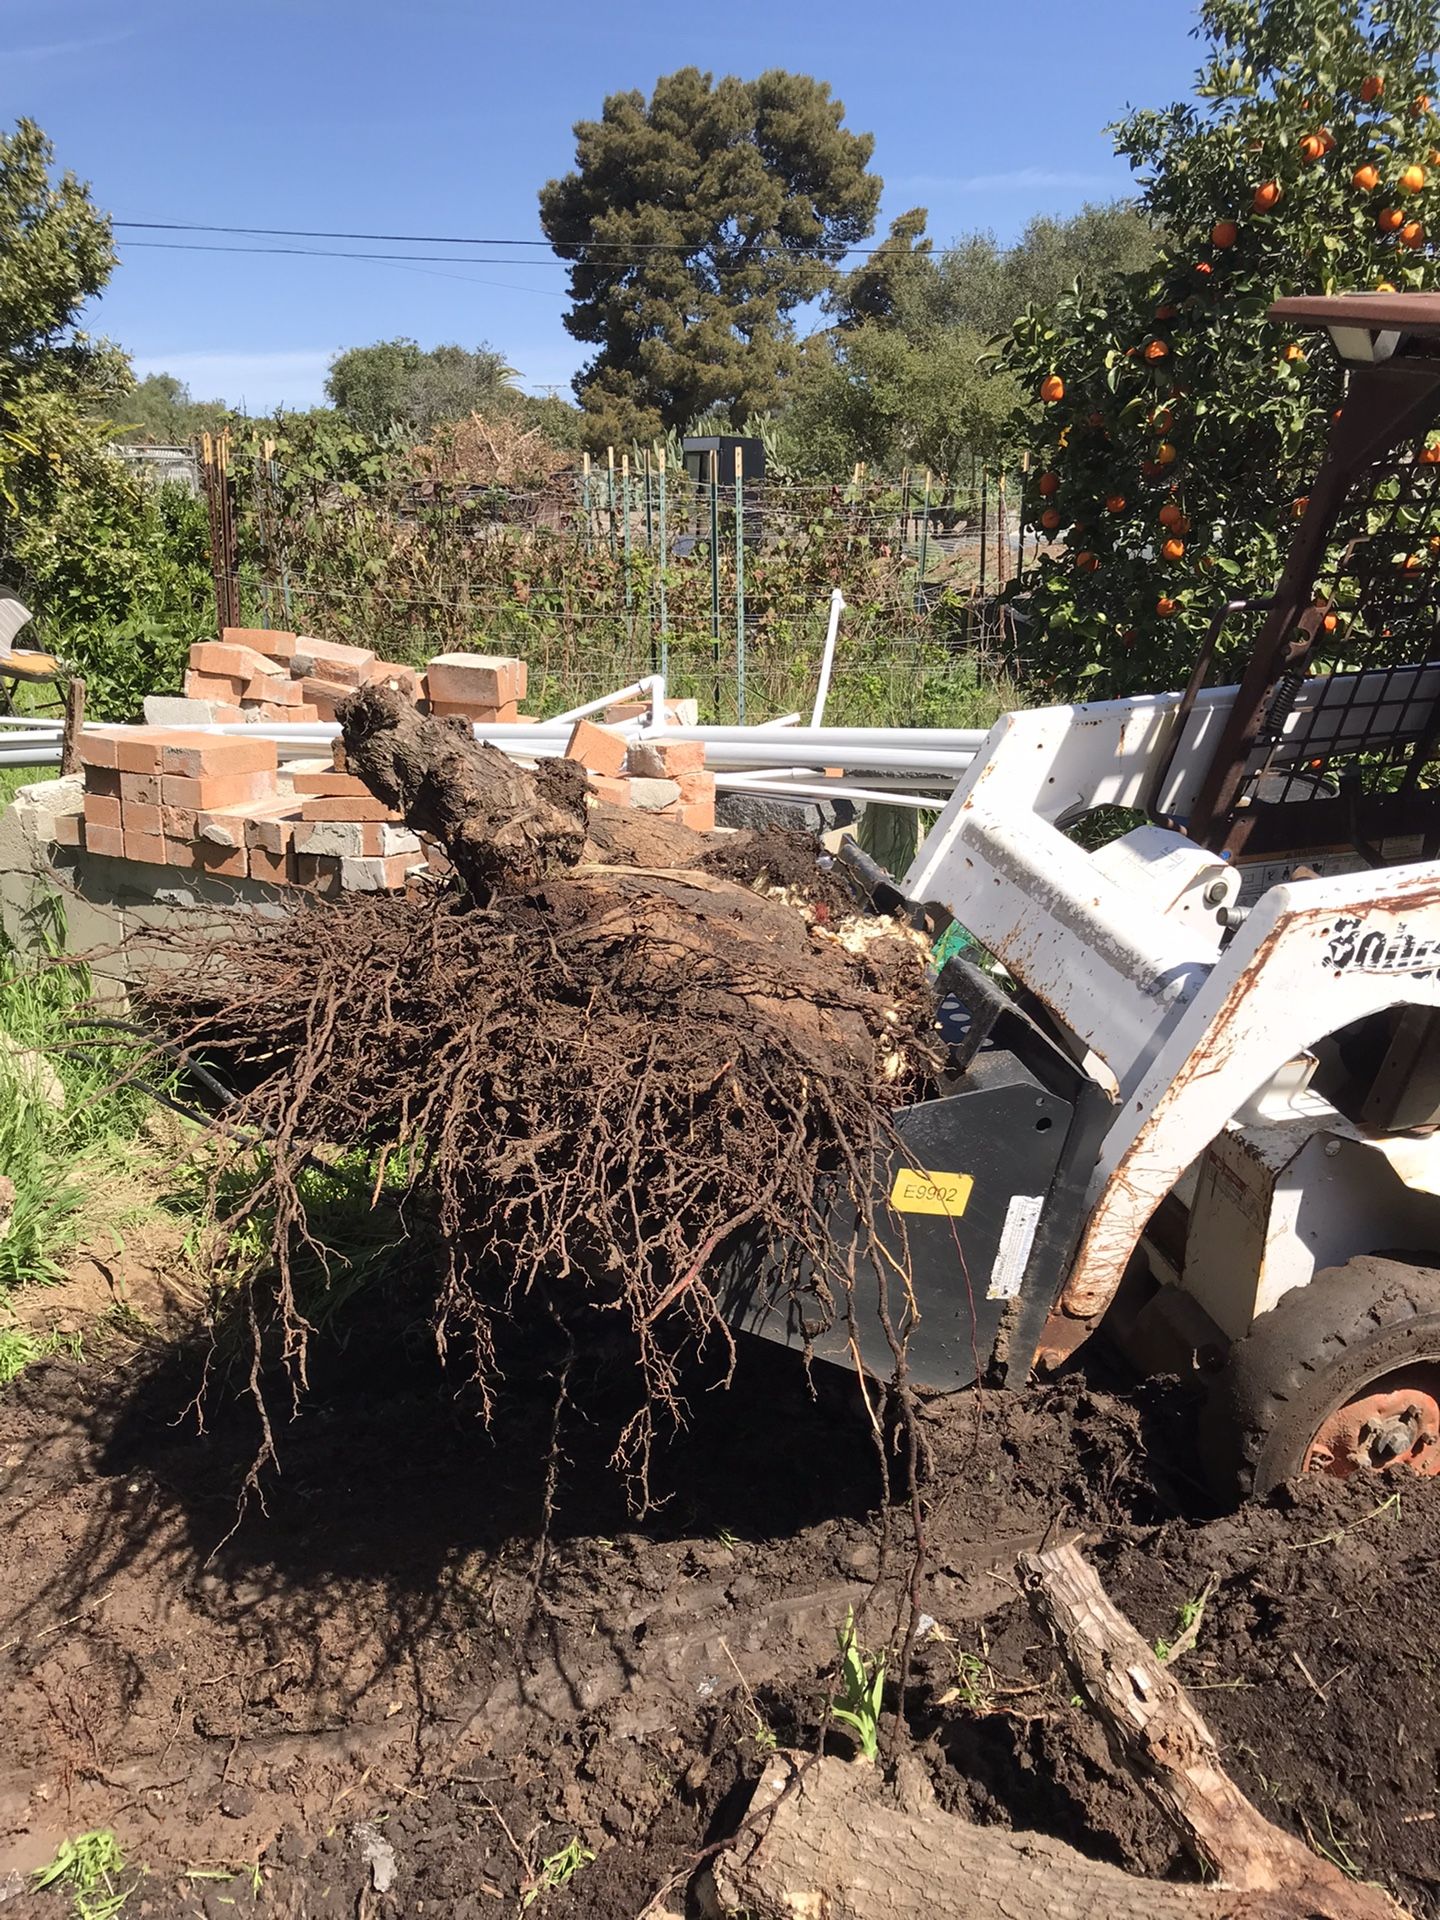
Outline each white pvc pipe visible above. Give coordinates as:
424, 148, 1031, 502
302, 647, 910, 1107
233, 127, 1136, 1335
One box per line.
713, 774, 937, 810
810, 588, 845, 729
0, 747, 61, 766
660, 726, 989, 751
546, 674, 666, 731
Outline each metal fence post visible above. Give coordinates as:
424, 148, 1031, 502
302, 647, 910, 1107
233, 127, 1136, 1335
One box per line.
606, 445, 617, 559
622, 452, 633, 635
709, 448, 721, 713
915, 469, 931, 612
734, 445, 746, 724
657, 448, 669, 682
581, 450, 592, 548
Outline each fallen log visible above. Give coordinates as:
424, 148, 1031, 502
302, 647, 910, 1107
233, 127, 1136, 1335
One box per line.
708, 1543, 1399, 1920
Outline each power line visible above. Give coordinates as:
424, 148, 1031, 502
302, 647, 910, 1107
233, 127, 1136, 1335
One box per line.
120, 239, 569, 295
114, 217, 895, 258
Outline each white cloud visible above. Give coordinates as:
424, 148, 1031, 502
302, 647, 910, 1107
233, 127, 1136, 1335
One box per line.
895, 166, 1121, 195
1, 26, 138, 59
131, 349, 337, 413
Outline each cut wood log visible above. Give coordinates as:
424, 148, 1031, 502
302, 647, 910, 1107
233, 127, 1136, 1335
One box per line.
1021, 1539, 1394, 1911
709, 1543, 1399, 1920
706, 1749, 1391, 1920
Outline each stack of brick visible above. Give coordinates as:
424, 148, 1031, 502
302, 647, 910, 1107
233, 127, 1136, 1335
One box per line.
76, 729, 425, 894
603, 696, 700, 727
177, 629, 421, 725
422, 653, 528, 724
562, 720, 716, 833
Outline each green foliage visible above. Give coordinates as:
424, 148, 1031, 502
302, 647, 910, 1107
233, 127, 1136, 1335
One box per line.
540, 67, 881, 444
32, 1829, 135, 1920
786, 201, 1156, 478
0, 900, 183, 1298
1002, 0, 1440, 697
521, 1838, 594, 1909
326, 337, 522, 436
830, 1606, 886, 1762
107, 371, 227, 444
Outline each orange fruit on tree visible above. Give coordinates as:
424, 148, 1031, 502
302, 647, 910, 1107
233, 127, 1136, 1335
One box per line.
1401, 552, 1423, 572
1402, 219, 1426, 247
1419, 443, 1440, 464
1194, 259, 1214, 276
1400, 164, 1427, 192
1322, 612, 1339, 632
1041, 507, 1062, 530
1144, 339, 1169, 361
1156, 441, 1178, 467
1293, 495, 1310, 517
1156, 596, 1179, 617
1140, 458, 1161, 479
1154, 303, 1179, 320
1161, 537, 1186, 561
1040, 373, 1065, 403
1253, 180, 1282, 210
1376, 280, 1397, 292
1282, 343, 1305, 362
1036, 470, 1059, 495
1360, 74, 1385, 103
1353, 163, 1380, 191
1087, 409, 1106, 426
1158, 501, 1184, 529
1105, 494, 1126, 514
1211, 219, 1239, 247
1075, 551, 1100, 573
1379, 205, 1405, 231
1299, 134, 1326, 163
1319, 128, 1337, 152
1413, 95, 1432, 116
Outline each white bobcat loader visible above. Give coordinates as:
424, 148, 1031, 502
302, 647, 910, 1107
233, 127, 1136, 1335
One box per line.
733, 293, 1440, 1501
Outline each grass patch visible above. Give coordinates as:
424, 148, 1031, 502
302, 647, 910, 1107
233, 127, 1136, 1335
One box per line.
0, 763, 59, 809
32, 1829, 138, 1919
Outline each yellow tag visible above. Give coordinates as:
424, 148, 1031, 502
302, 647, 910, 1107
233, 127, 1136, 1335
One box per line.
889, 1167, 973, 1217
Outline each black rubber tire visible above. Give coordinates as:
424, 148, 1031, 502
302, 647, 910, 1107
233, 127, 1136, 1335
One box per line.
1201, 1255, 1440, 1504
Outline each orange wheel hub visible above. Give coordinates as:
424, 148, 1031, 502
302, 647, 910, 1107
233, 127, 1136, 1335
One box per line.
1304, 1368, 1440, 1478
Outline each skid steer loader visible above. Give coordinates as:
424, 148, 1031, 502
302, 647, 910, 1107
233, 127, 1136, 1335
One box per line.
730, 292, 1440, 1501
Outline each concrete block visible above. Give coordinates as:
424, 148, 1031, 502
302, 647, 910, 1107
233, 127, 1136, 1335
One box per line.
627, 777, 682, 812
144, 696, 232, 728
293, 819, 368, 858
423, 653, 527, 707
338, 854, 419, 892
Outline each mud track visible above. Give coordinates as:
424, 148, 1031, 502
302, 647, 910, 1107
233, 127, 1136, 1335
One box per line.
2, 1313, 1437, 1918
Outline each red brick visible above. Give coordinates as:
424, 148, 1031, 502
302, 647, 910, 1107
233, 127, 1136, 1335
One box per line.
84, 794, 121, 832
627, 738, 706, 777
606, 697, 699, 726
121, 800, 163, 837
565, 718, 629, 778
154, 733, 277, 779
222, 626, 295, 654
248, 844, 293, 885
161, 804, 197, 840
191, 640, 287, 682
83, 821, 124, 858
244, 674, 306, 705
365, 660, 421, 698
681, 798, 716, 833
299, 795, 401, 822
424, 653, 526, 708
184, 671, 249, 702
675, 770, 715, 805
123, 830, 168, 867
161, 770, 277, 811
259, 632, 375, 681
247, 701, 319, 723
77, 729, 124, 771
193, 842, 249, 879
163, 838, 196, 869
51, 814, 82, 847
119, 772, 161, 806
83, 765, 121, 798
299, 677, 352, 719
245, 813, 297, 854
587, 773, 633, 807
427, 698, 520, 724
290, 771, 371, 797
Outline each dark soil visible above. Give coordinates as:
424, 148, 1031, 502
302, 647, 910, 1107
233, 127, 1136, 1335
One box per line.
2, 1309, 1436, 1918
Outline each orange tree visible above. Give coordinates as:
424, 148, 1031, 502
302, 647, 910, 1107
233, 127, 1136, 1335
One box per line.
1003, 0, 1440, 698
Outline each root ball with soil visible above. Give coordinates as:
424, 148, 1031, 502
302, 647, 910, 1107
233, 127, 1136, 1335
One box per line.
142, 692, 939, 1502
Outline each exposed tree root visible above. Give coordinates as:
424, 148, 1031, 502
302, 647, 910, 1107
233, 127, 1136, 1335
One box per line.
140, 696, 939, 1506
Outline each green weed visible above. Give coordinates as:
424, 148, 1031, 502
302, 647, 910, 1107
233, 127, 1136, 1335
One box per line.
32, 1829, 137, 1920
830, 1606, 886, 1763
521, 1837, 594, 1908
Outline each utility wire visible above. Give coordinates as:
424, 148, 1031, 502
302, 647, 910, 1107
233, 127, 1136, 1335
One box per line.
114, 217, 899, 258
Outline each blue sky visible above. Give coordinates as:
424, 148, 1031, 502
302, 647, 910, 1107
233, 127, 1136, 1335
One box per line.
4, 0, 1202, 412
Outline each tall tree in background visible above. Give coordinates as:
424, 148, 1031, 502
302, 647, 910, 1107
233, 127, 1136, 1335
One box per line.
0, 118, 120, 577
326, 338, 521, 437
540, 68, 881, 447
1004, 0, 1440, 699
